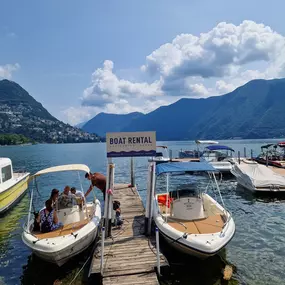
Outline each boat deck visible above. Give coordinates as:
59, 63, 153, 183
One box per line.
158, 194, 225, 234
33, 219, 89, 239
268, 166, 285, 176
167, 214, 225, 234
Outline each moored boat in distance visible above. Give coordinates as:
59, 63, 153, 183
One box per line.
153, 161, 235, 259
201, 145, 235, 174
0, 158, 30, 215
22, 164, 101, 266
253, 142, 285, 168
149, 145, 170, 164
178, 140, 218, 159
231, 159, 285, 192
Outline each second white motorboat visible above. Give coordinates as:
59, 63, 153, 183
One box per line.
22, 164, 101, 266
201, 145, 235, 174
231, 159, 285, 192
153, 161, 235, 259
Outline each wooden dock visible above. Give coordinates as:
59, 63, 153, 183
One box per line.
89, 183, 168, 285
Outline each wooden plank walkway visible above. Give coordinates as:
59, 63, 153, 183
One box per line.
89, 184, 168, 285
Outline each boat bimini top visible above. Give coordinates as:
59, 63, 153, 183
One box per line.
29, 164, 90, 182
155, 161, 216, 176
205, 145, 234, 152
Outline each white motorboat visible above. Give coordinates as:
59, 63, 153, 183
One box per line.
231, 159, 285, 192
153, 161, 235, 259
149, 145, 170, 164
22, 164, 101, 266
201, 145, 235, 173
178, 140, 218, 159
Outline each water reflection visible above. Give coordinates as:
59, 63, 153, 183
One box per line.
0, 195, 29, 257
20, 242, 96, 285
160, 237, 238, 285
235, 184, 285, 204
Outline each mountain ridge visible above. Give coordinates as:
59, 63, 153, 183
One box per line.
82, 78, 285, 140
0, 79, 100, 143
82, 111, 144, 136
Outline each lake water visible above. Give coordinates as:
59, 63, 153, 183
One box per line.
1, 139, 285, 285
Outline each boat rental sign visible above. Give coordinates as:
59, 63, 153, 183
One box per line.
106, 131, 156, 157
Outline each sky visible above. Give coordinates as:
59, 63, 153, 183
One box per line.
1, 0, 285, 125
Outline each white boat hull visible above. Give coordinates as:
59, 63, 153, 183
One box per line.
209, 161, 233, 173
153, 194, 235, 259
31, 228, 98, 266
22, 200, 101, 266
231, 159, 285, 192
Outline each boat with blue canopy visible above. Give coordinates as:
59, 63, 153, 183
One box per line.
152, 161, 235, 259
201, 145, 235, 174
178, 140, 219, 159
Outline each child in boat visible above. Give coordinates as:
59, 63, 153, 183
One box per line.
37, 199, 63, 233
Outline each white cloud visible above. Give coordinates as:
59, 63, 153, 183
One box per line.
215, 80, 236, 94
61, 106, 98, 126
68, 20, 285, 125
82, 60, 163, 107
0, 63, 20, 79
142, 20, 285, 81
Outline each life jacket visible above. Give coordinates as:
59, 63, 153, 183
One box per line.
157, 194, 173, 208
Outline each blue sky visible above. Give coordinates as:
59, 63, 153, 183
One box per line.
1, 0, 285, 125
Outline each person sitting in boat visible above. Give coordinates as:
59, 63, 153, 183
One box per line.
36, 199, 63, 233
50, 188, 59, 209
71, 186, 85, 207
58, 185, 77, 209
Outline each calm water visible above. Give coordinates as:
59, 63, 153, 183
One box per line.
0, 139, 285, 285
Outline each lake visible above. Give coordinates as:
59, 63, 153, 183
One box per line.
0, 139, 285, 285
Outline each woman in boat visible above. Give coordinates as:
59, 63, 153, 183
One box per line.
37, 199, 63, 233
50, 188, 59, 209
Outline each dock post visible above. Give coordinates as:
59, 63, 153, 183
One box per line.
104, 159, 115, 237
100, 227, 105, 275
145, 161, 155, 235
130, 157, 135, 187
238, 151, 240, 164
148, 162, 156, 235
155, 227, 161, 276
251, 149, 253, 159
266, 153, 269, 167
244, 147, 247, 158
169, 149, 172, 160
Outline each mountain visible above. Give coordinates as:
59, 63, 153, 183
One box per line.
122, 78, 285, 140
82, 112, 144, 136
83, 78, 285, 140
0, 79, 100, 143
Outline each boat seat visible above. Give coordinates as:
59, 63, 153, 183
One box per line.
32, 219, 89, 239
167, 214, 225, 234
